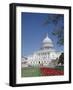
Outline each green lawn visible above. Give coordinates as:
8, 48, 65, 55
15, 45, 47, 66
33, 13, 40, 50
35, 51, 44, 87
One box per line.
55, 66, 64, 71
21, 66, 64, 77
21, 67, 41, 77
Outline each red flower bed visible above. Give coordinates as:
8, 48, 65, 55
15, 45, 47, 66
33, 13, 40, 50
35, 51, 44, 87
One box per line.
40, 67, 64, 76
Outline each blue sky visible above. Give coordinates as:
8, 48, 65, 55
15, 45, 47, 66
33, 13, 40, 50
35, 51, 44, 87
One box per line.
21, 12, 64, 57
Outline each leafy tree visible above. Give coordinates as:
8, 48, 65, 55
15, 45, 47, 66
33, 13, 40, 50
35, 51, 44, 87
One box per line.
44, 14, 64, 46
58, 53, 64, 65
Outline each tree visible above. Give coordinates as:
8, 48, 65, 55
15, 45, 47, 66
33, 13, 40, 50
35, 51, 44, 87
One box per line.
58, 53, 64, 65
44, 14, 64, 46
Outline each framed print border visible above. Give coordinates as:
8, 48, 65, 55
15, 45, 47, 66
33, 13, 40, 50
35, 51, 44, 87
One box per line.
9, 3, 71, 87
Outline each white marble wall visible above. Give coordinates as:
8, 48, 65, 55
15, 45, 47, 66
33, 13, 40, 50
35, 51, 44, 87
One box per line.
21, 51, 61, 68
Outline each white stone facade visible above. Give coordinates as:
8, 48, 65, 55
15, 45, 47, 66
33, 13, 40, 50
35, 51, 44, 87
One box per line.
21, 34, 61, 68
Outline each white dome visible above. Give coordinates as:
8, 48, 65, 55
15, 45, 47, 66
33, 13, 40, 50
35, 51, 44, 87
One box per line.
42, 33, 53, 48
43, 35, 52, 43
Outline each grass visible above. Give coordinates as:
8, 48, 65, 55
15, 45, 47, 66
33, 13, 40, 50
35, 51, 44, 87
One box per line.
21, 66, 64, 77
21, 67, 41, 77
55, 66, 64, 71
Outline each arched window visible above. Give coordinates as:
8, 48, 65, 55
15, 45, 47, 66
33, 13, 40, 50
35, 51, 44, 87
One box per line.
39, 61, 40, 64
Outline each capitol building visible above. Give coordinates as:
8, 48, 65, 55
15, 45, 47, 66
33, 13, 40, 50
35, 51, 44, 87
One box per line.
21, 34, 62, 68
